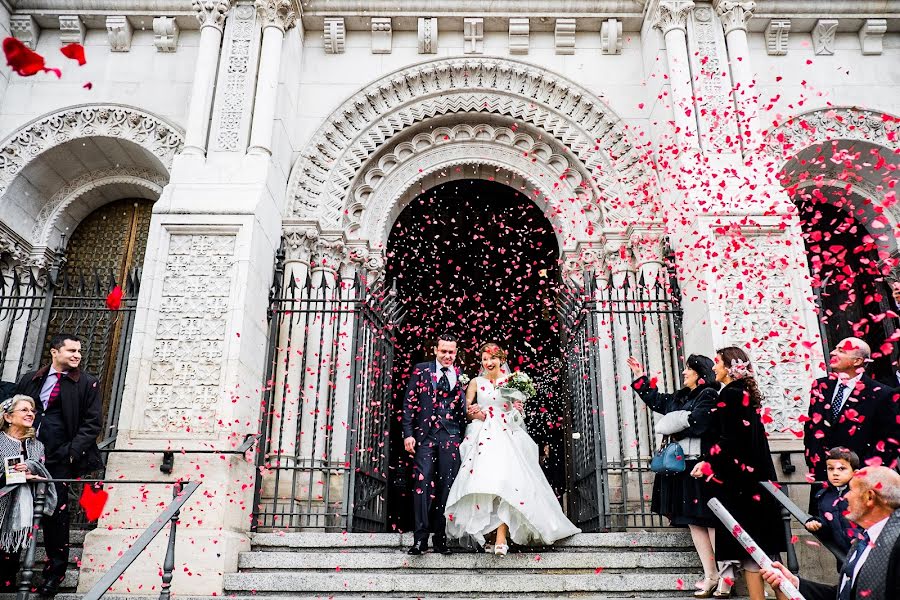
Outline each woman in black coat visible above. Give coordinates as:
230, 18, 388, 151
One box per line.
628, 354, 721, 598
691, 347, 786, 600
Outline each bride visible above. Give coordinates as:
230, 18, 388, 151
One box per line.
444, 342, 581, 555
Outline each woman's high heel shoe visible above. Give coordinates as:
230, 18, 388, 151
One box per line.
693, 577, 719, 599
494, 543, 509, 556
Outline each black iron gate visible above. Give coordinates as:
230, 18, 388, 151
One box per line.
0, 257, 139, 444
559, 265, 683, 531
253, 246, 403, 532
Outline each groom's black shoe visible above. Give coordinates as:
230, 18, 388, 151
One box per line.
407, 540, 428, 555
433, 542, 452, 555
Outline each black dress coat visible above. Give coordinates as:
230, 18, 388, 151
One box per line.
15, 365, 102, 476
804, 375, 900, 481
401, 362, 467, 443
704, 379, 786, 561
632, 376, 719, 526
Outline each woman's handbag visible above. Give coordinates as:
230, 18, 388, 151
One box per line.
650, 437, 686, 474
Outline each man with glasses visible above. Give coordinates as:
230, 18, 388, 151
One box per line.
15, 333, 102, 598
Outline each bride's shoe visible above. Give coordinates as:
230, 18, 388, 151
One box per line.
494, 543, 509, 556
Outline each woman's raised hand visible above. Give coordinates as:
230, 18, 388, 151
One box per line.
626, 356, 645, 378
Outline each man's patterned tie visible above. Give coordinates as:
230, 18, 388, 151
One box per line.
47, 372, 62, 407
832, 382, 848, 422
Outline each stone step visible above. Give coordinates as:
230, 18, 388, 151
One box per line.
249, 531, 695, 552
224, 572, 705, 596
238, 549, 698, 571
50, 596, 749, 600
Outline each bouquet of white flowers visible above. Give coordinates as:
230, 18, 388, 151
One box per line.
497, 371, 536, 400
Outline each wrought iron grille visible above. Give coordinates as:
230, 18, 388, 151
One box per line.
559, 265, 683, 531
253, 247, 403, 532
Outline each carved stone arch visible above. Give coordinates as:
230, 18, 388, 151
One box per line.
286, 56, 657, 233
31, 168, 167, 248
0, 103, 184, 195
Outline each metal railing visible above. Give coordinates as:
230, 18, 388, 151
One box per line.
9, 478, 201, 600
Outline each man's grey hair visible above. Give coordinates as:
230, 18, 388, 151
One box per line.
857, 466, 900, 509
839, 337, 872, 361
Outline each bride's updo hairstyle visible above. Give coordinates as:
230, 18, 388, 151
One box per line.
479, 342, 507, 362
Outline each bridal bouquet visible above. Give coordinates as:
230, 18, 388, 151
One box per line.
498, 371, 536, 400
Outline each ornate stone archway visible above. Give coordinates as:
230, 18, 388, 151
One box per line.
285, 56, 660, 251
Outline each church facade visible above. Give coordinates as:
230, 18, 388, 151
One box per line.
0, 0, 897, 594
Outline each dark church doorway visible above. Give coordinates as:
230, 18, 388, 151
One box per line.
384, 179, 568, 531
793, 188, 897, 384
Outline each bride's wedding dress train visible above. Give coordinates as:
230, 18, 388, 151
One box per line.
444, 377, 581, 546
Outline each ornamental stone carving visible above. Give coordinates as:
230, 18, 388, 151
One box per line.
0, 105, 184, 195
812, 19, 838, 56
654, 0, 695, 35
555, 19, 576, 54
10, 16, 40, 50
193, 0, 231, 31
153, 16, 180, 52
286, 57, 654, 233
106, 16, 134, 52
418, 18, 438, 54
371, 18, 392, 54
601, 18, 622, 55
58, 15, 85, 45
713, 0, 755, 36
256, 0, 297, 32
859, 19, 887, 55
464, 18, 484, 54
144, 233, 236, 435
324, 17, 345, 53
212, 3, 258, 152
764, 107, 900, 165
765, 19, 790, 55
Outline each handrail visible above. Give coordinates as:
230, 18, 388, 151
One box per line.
11, 479, 201, 600
760, 480, 849, 567
95, 433, 259, 473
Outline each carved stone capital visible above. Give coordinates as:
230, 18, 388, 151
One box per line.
255, 0, 297, 33
283, 226, 320, 263
654, 0, 695, 35
629, 230, 668, 285
714, 0, 755, 36
193, 0, 231, 31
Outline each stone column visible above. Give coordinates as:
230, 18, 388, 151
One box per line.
714, 1, 759, 145
653, 1, 699, 150
182, 0, 231, 156
248, 0, 298, 156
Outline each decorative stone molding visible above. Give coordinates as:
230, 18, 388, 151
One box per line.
508, 17, 529, 54
555, 18, 576, 55
193, 0, 231, 31
324, 17, 345, 53
31, 167, 167, 247
764, 107, 900, 165
10, 15, 40, 50
371, 17, 392, 54
765, 19, 790, 56
106, 16, 134, 52
464, 18, 484, 54
350, 122, 597, 246
212, 2, 259, 152
256, 0, 297, 32
713, 0, 755, 36
154, 16, 180, 52
654, 0, 695, 35
562, 243, 605, 284
58, 15, 85, 45
285, 57, 654, 232
812, 19, 838, 56
0, 225, 29, 265
859, 19, 887, 55
0, 104, 184, 196
629, 228, 668, 284
418, 17, 438, 54
601, 18, 622, 55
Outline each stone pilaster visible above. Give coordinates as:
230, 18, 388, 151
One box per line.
714, 0, 760, 147
653, 1, 700, 150
248, 0, 299, 155
182, 0, 232, 155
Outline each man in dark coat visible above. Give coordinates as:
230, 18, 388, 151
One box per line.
762, 466, 900, 600
402, 332, 467, 556
804, 337, 900, 483
15, 333, 102, 597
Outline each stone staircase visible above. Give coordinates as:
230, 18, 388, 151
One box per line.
222, 531, 710, 598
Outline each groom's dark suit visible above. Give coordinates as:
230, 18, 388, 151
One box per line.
402, 361, 467, 548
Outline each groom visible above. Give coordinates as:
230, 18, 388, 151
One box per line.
402, 332, 468, 555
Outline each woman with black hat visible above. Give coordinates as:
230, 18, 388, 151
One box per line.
628, 354, 722, 598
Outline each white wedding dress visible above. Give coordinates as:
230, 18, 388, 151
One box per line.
444, 376, 581, 546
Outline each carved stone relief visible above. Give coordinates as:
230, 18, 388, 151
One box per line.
508, 18, 529, 54
555, 18, 576, 54
371, 17, 392, 54
812, 19, 838, 56
713, 0, 755, 35
153, 16, 180, 52
324, 17, 345, 53
10, 16, 40, 50
193, 0, 231, 31
58, 15, 85, 45
0, 105, 184, 195
211, 3, 258, 152
286, 57, 654, 233
418, 17, 438, 54
601, 18, 622, 55
765, 19, 790, 56
106, 16, 134, 52
464, 18, 484, 54
144, 233, 236, 435
859, 19, 887, 55
654, 0, 695, 35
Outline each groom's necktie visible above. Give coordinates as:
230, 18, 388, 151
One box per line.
437, 367, 451, 393
838, 530, 871, 600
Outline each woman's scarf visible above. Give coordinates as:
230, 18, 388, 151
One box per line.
0, 436, 57, 552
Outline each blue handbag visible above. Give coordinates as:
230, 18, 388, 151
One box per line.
650, 437, 686, 474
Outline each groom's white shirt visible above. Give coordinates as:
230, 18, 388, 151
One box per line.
434, 359, 457, 389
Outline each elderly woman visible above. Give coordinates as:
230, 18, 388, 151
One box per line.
691, 348, 786, 600
0, 395, 55, 592
628, 354, 721, 598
